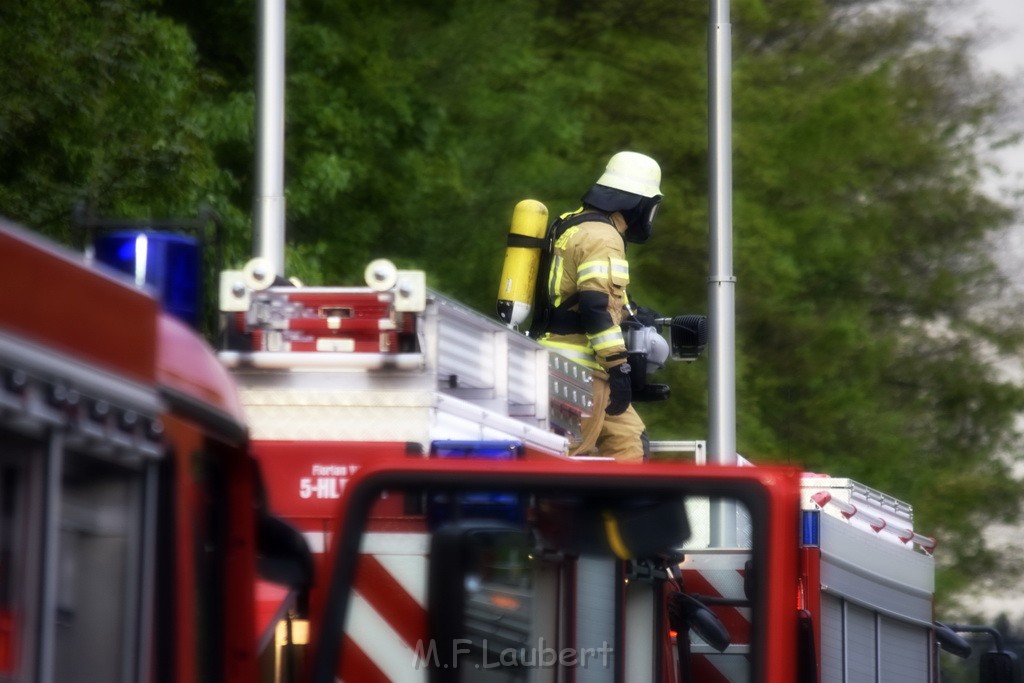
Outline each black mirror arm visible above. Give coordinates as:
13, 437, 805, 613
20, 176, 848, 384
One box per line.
944, 623, 1005, 652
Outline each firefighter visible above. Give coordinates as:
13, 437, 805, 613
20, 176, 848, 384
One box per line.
538, 151, 662, 462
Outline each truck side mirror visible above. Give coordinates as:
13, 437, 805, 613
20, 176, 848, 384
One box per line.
981, 650, 1022, 683
258, 513, 314, 590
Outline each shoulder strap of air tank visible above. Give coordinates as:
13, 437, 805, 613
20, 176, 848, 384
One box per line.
506, 233, 546, 248
526, 210, 613, 339
553, 210, 613, 239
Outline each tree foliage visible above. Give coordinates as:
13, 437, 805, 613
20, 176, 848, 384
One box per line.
0, 0, 231, 243
2, 0, 1023, 608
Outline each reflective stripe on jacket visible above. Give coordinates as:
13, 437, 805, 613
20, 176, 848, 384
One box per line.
539, 211, 629, 370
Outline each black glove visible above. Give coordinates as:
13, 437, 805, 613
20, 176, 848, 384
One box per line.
633, 305, 661, 329
606, 363, 632, 416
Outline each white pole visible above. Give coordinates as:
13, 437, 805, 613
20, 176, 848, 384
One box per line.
708, 0, 738, 546
255, 0, 286, 276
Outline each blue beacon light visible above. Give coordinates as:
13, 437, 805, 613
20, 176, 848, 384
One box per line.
93, 231, 202, 328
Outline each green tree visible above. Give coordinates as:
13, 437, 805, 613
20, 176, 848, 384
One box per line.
2, 0, 1021, 609
0, 0, 232, 244
534, 0, 1024, 605
161, 0, 592, 301
726, 0, 1024, 603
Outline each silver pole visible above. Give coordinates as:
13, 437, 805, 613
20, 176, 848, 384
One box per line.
255, 0, 286, 276
708, 0, 738, 545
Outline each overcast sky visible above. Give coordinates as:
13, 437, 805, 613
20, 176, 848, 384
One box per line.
955, 0, 1024, 619
953, 0, 1024, 187
964, 0, 1024, 77
947, 0, 1024, 287
930, 0, 1024, 620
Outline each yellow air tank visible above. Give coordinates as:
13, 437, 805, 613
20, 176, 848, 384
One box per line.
496, 199, 549, 328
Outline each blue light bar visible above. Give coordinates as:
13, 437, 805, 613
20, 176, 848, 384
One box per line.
426, 441, 525, 528
93, 231, 202, 328
429, 440, 524, 460
801, 510, 820, 547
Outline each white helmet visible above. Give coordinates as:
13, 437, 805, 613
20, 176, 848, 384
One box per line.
583, 151, 663, 243
596, 151, 662, 198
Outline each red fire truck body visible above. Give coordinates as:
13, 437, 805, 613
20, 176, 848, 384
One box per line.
216, 255, 941, 683
1, 219, 955, 682
0, 221, 309, 683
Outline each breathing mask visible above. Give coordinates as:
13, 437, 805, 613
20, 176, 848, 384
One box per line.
624, 195, 661, 244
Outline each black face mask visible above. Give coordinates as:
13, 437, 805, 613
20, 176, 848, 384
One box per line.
624, 196, 661, 244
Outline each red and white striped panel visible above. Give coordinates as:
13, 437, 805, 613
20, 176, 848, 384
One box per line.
680, 553, 752, 683
338, 532, 431, 683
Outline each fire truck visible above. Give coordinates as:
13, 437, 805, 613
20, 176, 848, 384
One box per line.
211, 2, 1019, 677
3, 215, 1020, 683
212, 248, 1009, 683
4, 0, 1021, 680
0, 220, 312, 682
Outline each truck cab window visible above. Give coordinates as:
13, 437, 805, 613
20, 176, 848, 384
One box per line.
1, 435, 43, 681
0, 433, 150, 683
192, 451, 228, 683
52, 450, 147, 683
1, 461, 21, 676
